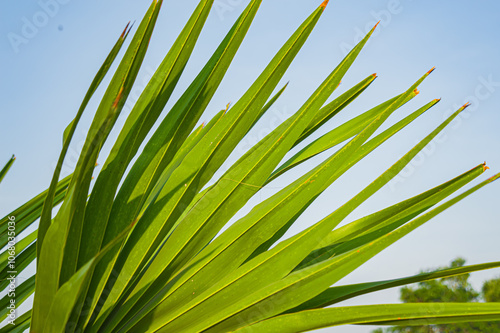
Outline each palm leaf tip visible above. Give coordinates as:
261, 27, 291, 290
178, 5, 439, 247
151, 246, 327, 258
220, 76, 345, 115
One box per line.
0, 154, 16, 183
120, 22, 131, 39
320, 0, 330, 9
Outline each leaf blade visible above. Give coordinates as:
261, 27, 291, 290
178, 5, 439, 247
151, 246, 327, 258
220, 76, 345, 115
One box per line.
0, 155, 15, 184
232, 303, 500, 333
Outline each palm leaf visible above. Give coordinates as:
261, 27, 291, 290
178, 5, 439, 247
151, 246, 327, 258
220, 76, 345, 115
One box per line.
0, 155, 15, 184
3, 0, 498, 332
232, 303, 500, 333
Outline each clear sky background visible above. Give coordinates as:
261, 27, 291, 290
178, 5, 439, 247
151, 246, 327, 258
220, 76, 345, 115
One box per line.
1, 1, 499, 332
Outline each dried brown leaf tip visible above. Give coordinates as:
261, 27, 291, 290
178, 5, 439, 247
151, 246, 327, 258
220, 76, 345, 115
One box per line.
483, 162, 490, 172
414, 89, 420, 95
121, 22, 131, 39
434, 98, 442, 102
320, 0, 329, 9
372, 73, 377, 77
427, 66, 436, 74
462, 102, 472, 109
373, 21, 381, 30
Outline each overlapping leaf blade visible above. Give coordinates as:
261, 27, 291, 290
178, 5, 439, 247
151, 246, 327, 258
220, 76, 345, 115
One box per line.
129, 62, 433, 333
254, 97, 439, 253
166, 94, 457, 333
31, 1, 163, 330
0, 174, 70, 249
36, 22, 131, 256
72, 1, 216, 328
198, 167, 493, 332
41, 221, 136, 333
78, 0, 215, 269
297, 162, 479, 271
269, 90, 420, 182
291, 102, 470, 270
93, 3, 332, 332
288, 261, 500, 313
84, 1, 270, 331
295, 73, 376, 147
58, 0, 163, 286
232, 303, 500, 332
113, 13, 376, 331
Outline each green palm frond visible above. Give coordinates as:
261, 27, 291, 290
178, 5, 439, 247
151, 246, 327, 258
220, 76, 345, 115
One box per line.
1, 1, 498, 332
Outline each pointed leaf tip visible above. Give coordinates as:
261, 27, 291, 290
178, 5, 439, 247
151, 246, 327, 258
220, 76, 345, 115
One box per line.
372, 73, 377, 77
120, 22, 131, 39
427, 66, 436, 74
434, 98, 441, 102
320, 0, 329, 9
126, 21, 136, 36
374, 20, 381, 29
463, 102, 472, 109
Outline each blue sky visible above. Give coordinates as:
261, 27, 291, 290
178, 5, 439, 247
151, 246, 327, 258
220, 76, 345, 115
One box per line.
1, 1, 500, 332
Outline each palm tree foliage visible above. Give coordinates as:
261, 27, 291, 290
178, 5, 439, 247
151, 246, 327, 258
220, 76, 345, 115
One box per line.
1, 1, 499, 332
373, 258, 500, 332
